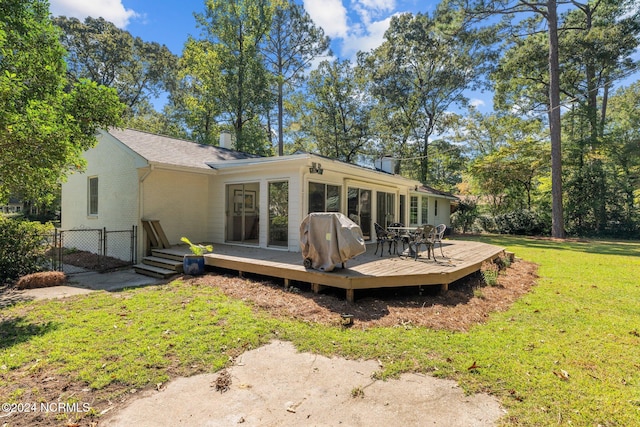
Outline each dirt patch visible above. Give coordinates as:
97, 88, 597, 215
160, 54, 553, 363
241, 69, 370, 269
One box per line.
192, 257, 538, 331
60, 250, 131, 271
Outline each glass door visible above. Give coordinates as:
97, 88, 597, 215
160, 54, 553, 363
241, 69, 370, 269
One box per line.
268, 181, 288, 247
347, 187, 372, 240
376, 191, 396, 228
226, 183, 260, 244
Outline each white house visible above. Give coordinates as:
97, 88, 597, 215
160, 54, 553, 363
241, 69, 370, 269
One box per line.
61, 128, 457, 262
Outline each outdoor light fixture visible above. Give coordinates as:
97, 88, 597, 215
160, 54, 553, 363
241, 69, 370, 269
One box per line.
309, 162, 323, 174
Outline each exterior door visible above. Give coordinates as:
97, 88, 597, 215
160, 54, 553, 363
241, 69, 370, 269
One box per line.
347, 187, 372, 240
268, 181, 288, 247
226, 183, 260, 244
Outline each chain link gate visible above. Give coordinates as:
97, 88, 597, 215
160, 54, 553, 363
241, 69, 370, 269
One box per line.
52, 226, 137, 274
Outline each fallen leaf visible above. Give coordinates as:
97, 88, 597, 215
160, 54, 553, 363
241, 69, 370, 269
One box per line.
553, 370, 570, 381
468, 361, 479, 370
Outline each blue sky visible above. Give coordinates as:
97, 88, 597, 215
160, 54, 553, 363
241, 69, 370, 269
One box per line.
48, 0, 433, 59
46, 0, 640, 114
48, 0, 491, 111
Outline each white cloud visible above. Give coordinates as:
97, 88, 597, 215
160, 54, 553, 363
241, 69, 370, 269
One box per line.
353, 0, 395, 26
49, 0, 139, 28
303, 0, 349, 39
470, 99, 485, 108
341, 16, 392, 59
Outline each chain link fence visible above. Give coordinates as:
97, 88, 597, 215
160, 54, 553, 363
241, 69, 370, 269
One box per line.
48, 226, 137, 275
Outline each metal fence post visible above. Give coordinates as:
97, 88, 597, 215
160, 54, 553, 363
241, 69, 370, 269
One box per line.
131, 225, 137, 264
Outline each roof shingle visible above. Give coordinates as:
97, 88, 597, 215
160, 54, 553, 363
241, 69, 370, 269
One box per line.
107, 128, 260, 170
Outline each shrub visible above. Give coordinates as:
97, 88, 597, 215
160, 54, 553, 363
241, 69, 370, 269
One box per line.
474, 215, 497, 233
451, 199, 479, 233
493, 209, 549, 235
0, 217, 54, 283
480, 261, 499, 286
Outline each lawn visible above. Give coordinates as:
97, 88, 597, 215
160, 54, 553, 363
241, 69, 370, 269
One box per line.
1, 236, 639, 426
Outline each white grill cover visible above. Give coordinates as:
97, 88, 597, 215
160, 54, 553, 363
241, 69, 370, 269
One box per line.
299, 212, 366, 272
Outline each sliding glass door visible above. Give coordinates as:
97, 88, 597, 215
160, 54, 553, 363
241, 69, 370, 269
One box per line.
268, 181, 288, 247
347, 187, 372, 240
376, 191, 396, 228
226, 183, 260, 244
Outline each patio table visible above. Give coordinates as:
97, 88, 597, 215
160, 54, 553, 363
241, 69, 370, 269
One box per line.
390, 226, 437, 260
387, 226, 419, 257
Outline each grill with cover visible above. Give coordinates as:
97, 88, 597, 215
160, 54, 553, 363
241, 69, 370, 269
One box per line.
299, 212, 366, 272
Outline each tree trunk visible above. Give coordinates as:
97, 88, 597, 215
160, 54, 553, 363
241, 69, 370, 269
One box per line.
278, 79, 284, 156
547, 0, 565, 238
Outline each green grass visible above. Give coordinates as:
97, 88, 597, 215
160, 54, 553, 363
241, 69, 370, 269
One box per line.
1, 236, 640, 425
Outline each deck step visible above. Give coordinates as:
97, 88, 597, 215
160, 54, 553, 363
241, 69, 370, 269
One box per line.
143, 255, 183, 273
151, 248, 187, 262
133, 263, 179, 279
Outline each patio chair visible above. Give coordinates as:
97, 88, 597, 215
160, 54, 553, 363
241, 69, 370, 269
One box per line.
388, 222, 409, 254
409, 224, 436, 261
433, 224, 447, 258
374, 222, 396, 256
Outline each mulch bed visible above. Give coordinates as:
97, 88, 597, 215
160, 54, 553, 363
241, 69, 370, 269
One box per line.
188, 257, 539, 332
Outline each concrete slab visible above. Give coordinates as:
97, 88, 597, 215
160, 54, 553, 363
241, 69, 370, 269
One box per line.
0, 269, 162, 307
68, 268, 161, 291
104, 340, 504, 426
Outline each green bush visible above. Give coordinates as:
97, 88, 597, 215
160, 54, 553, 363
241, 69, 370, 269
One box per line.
493, 209, 549, 235
0, 217, 54, 283
474, 215, 496, 233
451, 199, 479, 233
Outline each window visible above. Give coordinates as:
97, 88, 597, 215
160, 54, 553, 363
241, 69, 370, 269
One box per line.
409, 196, 418, 225
434, 200, 438, 217
308, 182, 341, 213
88, 177, 98, 216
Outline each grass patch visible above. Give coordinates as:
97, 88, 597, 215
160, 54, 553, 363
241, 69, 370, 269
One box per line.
1, 236, 639, 425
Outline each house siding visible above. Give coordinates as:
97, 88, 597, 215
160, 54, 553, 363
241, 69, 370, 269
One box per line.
208, 164, 305, 251
62, 129, 456, 260
61, 133, 140, 260
141, 168, 210, 247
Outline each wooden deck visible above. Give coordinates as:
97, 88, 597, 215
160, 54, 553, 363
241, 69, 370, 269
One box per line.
187, 239, 505, 302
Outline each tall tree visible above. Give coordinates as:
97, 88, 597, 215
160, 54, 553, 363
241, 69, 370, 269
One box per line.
363, 9, 496, 184
263, 0, 330, 156
0, 0, 123, 203
302, 59, 372, 162
604, 83, 640, 230
186, 0, 274, 153
489, 0, 640, 234
452, 0, 565, 236
53, 16, 177, 117
456, 0, 639, 237
174, 37, 224, 145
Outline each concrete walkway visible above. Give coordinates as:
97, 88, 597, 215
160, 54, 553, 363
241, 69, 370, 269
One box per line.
0, 269, 162, 307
